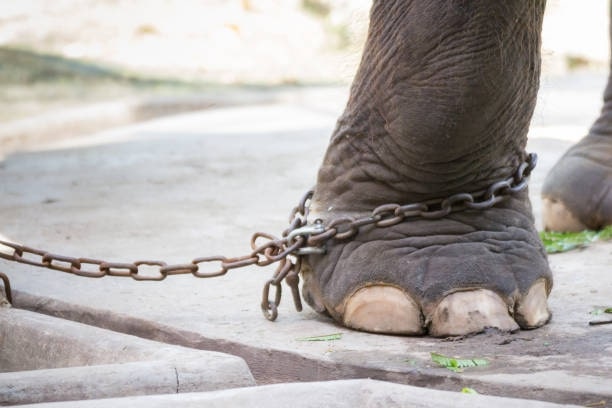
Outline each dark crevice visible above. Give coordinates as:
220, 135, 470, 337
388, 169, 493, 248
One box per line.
174, 366, 179, 393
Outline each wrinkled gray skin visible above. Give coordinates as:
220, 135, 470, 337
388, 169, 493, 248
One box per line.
299, 0, 612, 337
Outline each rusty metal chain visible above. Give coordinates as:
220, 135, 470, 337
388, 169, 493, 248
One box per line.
301, 153, 537, 251
0, 153, 536, 321
0, 272, 12, 304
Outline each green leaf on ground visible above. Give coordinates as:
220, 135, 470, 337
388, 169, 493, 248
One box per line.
461, 387, 479, 394
590, 309, 604, 316
539, 226, 612, 254
430, 352, 488, 372
591, 307, 612, 315
296, 333, 342, 342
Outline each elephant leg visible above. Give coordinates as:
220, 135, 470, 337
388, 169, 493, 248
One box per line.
300, 0, 552, 336
541, 4, 612, 231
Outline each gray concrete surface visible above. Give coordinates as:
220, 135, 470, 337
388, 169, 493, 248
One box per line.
0, 308, 255, 405
0, 88, 291, 159
0, 71, 610, 406
17, 379, 582, 408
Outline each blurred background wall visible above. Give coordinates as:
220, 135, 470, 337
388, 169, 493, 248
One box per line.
1, 0, 609, 85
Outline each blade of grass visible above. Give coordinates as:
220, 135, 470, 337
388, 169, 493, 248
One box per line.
430, 352, 488, 372
296, 333, 342, 342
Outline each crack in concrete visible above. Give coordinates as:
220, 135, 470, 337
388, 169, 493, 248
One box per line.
174, 366, 179, 393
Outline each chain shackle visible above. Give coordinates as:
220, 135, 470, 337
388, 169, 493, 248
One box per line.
296, 153, 537, 251
0, 154, 536, 321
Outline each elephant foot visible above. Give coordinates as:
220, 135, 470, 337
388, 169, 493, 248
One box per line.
301, 194, 553, 337
542, 134, 612, 231
295, 0, 550, 336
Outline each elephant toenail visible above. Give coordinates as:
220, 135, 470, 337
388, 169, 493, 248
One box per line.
343, 285, 424, 335
542, 197, 588, 232
515, 279, 551, 329
429, 289, 519, 337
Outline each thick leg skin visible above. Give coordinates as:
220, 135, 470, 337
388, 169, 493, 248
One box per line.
301, 1, 553, 336
542, 2, 612, 232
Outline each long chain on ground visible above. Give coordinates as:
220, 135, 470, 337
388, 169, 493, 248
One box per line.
0, 153, 537, 321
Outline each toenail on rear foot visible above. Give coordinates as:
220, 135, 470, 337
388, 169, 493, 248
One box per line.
515, 279, 551, 329
343, 285, 424, 335
542, 197, 587, 232
429, 289, 519, 337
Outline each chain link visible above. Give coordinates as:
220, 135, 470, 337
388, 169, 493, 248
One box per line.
0, 153, 536, 321
303, 153, 537, 250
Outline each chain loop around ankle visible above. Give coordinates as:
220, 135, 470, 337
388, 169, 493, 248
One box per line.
298, 153, 537, 252
0, 154, 536, 321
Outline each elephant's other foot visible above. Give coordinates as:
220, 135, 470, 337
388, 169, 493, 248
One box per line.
302, 199, 553, 337
542, 134, 612, 232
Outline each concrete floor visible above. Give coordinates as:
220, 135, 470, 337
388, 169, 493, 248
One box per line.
0, 71, 611, 406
